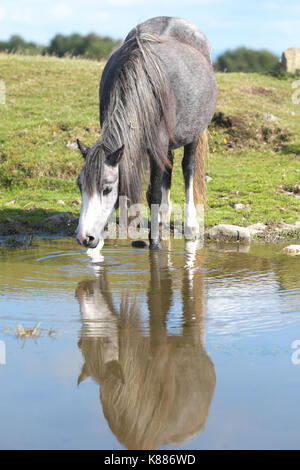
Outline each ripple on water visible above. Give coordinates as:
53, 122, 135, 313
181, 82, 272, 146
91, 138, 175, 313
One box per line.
0, 238, 299, 340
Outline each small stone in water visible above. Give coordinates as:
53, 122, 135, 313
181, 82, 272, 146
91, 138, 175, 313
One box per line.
132, 240, 148, 248
282, 245, 300, 255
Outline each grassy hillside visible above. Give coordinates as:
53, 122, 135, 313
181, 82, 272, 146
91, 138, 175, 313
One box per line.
0, 53, 299, 234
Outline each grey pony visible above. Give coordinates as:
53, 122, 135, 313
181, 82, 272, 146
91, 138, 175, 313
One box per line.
76, 16, 217, 250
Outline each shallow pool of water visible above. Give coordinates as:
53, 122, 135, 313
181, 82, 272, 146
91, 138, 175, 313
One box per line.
0, 238, 299, 450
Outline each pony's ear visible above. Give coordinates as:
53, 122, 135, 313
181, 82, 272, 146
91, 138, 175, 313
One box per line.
105, 145, 125, 167
77, 363, 88, 386
77, 139, 89, 159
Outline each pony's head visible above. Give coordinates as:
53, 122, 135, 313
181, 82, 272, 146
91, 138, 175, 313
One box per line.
75, 139, 124, 249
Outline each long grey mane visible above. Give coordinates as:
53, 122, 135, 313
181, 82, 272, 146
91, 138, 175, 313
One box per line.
84, 32, 174, 203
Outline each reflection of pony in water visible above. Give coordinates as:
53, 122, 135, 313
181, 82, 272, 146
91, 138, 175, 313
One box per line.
76, 247, 215, 450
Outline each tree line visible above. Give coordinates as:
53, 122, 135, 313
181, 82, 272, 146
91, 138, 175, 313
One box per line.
0, 33, 120, 60
0, 34, 279, 72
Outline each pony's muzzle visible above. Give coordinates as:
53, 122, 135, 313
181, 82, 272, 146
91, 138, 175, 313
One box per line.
76, 233, 99, 249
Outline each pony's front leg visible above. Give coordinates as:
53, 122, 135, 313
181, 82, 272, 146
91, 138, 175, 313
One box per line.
159, 150, 173, 241
146, 159, 164, 250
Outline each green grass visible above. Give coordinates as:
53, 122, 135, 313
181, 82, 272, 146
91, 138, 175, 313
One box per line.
0, 53, 299, 234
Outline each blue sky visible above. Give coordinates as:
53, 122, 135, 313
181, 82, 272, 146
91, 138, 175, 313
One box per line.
0, 0, 299, 58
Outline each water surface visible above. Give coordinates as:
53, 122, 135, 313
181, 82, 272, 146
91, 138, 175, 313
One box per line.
0, 238, 299, 450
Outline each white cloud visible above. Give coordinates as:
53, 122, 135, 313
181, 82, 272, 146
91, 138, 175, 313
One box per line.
83, 0, 219, 6
10, 9, 34, 24
105, 0, 139, 5
51, 3, 72, 20
0, 6, 6, 21
87, 11, 110, 22
271, 19, 300, 36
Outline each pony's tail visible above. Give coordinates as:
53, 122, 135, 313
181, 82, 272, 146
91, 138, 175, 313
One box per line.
193, 129, 209, 208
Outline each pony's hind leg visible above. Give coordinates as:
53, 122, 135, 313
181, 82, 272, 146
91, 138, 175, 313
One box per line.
182, 142, 200, 240
147, 149, 173, 249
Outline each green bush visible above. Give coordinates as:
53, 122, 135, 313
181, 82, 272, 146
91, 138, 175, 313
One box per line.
0, 33, 120, 60
214, 47, 279, 73
46, 33, 120, 60
0, 35, 44, 55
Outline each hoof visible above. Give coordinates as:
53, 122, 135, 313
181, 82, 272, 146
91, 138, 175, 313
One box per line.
149, 240, 161, 250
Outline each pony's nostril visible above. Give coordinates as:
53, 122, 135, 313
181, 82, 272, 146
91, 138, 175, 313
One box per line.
83, 235, 95, 247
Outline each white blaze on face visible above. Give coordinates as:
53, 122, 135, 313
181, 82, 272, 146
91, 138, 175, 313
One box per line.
76, 165, 119, 250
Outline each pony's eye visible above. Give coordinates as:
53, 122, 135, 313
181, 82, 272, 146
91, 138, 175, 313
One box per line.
103, 187, 112, 196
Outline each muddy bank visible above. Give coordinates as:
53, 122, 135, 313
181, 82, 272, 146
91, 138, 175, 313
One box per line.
0, 212, 77, 237
205, 221, 300, 243
1, 211, 300, 248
